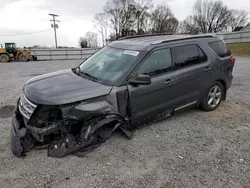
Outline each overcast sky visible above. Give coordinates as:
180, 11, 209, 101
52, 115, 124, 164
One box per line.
0, 0, 249, 47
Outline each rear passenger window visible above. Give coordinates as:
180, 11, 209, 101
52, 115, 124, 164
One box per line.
172, 45, 207, 69
209, 41, 231, 57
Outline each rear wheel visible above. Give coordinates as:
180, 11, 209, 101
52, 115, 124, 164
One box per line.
19, 54, 28, 62
32, 56, 38, 61
0, 54, 10, 63
200, 82, 224, 111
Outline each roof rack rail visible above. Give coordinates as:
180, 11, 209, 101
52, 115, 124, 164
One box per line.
160, 34, 216, 44
118, 33, 173, 40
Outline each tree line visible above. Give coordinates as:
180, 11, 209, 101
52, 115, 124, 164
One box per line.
79, 0, 249, 47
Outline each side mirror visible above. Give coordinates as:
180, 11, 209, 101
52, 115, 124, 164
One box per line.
129, 74, 151, 85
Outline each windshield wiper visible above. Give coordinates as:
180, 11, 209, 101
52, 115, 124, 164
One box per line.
79, 70, 98, 82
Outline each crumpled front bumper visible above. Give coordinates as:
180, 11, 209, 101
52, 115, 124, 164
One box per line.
11, 105, 34, 157
11, 99, 134, 158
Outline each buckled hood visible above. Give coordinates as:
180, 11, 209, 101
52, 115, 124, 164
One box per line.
24, 69, 112, 105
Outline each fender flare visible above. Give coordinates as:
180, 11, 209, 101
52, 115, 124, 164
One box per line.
85, 114, 133, 140
87, 115, 124, 136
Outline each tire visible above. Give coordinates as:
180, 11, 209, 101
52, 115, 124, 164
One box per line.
200, 81, 224, 111
0, 54, 10, 63
19, 54, 28, 62
32, 56, 38, 61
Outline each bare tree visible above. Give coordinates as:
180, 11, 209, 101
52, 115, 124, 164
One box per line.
79, 37, 89, 48
134, 0, 153, 33
102, 0, 180, 36
85, 32, 98, 48
179, 16, 200, 34
104, 0, 137, 37
229, 9, 248, 31
93, 13, 109, 46
103, 0, 120, 36
151, 4, 178, 33
108, 33, 118, 42
177, 21, 186, 34
95, 0, 248, 41
120, 2, 137, 35
138, 11, 152, 33
168, 16, 179, 33
193, 0, 232, 33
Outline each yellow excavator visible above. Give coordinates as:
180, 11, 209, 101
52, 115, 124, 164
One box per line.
0, 43, 37, 63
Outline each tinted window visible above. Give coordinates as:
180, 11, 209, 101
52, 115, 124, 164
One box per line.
138, 48, 172, 76
198, 47, 207, 62
209, 41, 231, 57
172, 45, 207, 69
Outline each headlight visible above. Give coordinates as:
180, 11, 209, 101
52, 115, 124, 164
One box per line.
19, 94, 37, 120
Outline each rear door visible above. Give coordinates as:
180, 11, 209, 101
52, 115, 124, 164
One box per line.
169, 44, 213, 108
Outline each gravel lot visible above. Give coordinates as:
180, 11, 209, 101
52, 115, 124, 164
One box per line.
0, 57, 250, 188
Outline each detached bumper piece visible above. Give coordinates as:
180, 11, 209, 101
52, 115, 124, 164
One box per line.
47, 133, 98, 158
11, 108, 35, 157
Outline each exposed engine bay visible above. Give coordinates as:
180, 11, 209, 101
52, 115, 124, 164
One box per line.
11, 96, 133, 158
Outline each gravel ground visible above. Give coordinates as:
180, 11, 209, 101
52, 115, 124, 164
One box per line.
0, 57, 250, 188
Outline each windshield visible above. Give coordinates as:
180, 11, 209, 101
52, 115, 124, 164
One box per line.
79, 46, 140, 84
5, 43, 16, 49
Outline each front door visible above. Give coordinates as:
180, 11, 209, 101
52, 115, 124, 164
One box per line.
128, 48, 178, 124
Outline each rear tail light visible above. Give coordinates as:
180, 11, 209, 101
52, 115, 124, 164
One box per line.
230, 57, 235, 63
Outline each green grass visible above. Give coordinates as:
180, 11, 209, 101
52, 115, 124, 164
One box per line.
227, 43, 250, 57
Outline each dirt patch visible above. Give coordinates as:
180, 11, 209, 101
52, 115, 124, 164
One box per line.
0, 105, 15, 118
199, 101, 250, 126
215, 101, 250, 116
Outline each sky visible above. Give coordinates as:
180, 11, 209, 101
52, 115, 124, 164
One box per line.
0, 0, 249, 47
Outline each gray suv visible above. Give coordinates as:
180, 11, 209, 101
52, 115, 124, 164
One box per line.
11, 34, 235, 157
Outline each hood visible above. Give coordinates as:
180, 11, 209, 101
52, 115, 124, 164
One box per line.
24, 69, 112, 105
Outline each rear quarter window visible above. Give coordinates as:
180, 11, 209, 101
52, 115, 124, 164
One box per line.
209, 41, 231, 58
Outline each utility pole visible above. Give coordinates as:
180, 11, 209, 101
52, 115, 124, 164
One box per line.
49, 13, 60, 48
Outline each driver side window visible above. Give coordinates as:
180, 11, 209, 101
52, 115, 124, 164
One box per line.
138, 48, 172, 77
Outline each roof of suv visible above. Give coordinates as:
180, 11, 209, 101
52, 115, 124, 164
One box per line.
108, 34, 219, 51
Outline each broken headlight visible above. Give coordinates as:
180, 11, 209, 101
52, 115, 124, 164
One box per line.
18, 94, 37, 120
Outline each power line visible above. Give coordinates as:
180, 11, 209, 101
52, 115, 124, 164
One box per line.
49, 13, 60, 48
0, 29, 52, 37
61, 18, 86, 22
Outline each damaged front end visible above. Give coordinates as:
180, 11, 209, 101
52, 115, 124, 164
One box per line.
11, 95, 133, 158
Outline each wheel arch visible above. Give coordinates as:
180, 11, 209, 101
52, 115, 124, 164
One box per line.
0, 52, 10, 56
86, 114, 133, 140
215, 79, 227, 100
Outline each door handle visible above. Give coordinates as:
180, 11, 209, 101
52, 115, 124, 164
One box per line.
204, 67, 212, 72
164, 79, 173, 85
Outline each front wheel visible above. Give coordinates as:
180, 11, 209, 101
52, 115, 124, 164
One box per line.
200, 82, 224, 111
32, 56, 38, 61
